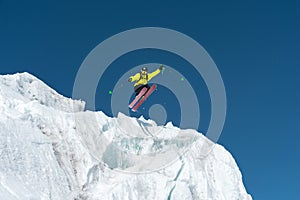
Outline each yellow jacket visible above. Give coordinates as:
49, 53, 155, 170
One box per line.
129, 68, 161, 88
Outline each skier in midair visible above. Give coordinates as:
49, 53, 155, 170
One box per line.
128, 65, 164, 96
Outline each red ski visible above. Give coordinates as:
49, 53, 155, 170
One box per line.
132, 84, 157, 112
128, 87, 148, 108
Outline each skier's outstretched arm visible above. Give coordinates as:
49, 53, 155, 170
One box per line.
128, 73, 141, 82
148, 65, 164, 81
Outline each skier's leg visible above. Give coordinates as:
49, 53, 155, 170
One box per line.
143, 84, 151, 95
145, 84, 150, 90
142, 84, 150, 94
135, 84, 150, 96
134, 85, 144, 96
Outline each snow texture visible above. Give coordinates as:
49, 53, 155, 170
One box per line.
0, 72, 252, 200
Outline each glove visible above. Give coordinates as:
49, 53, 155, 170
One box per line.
159, 65, 164, 71
128, 77, 132, 82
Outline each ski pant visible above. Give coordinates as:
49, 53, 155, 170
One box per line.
134, 84, 150, 96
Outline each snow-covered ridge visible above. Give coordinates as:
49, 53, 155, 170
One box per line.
0, 72, 252, 200
0, 72, 85, 113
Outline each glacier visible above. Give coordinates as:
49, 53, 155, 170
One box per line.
0, 72, 252, 200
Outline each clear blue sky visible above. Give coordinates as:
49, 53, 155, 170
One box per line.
1, 0, 299, 199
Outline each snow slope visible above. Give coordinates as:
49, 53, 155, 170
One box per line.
0, 72, 252, 200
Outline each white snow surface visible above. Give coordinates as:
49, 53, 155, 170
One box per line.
0, 72, 252, 200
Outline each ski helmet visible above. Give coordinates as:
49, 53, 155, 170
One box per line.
141, 67, 148, 72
